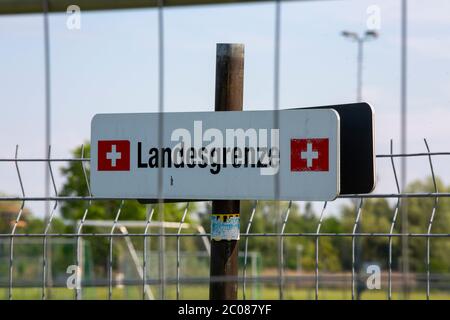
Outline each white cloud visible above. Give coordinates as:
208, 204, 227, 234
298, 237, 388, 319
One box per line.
407, 36, 450, 60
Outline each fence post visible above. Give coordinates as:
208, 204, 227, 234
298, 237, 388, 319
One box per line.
209, 43, 244, 300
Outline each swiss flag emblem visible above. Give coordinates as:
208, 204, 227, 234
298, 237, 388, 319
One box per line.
98, 140, 130, 171
291, 138, 329, 172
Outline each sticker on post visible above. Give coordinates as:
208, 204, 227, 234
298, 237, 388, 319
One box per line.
211, 214, 240, 241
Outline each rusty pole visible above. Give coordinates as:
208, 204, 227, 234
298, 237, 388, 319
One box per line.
209, 43, 244, 300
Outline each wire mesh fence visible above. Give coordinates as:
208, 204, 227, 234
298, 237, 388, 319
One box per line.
1, 0, 449, 302
0, 139, 449, 300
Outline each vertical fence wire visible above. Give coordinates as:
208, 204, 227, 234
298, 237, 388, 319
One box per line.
75, 145, 92, 300
388, 139, 401, 300
273, 0, 281, 114
42, 0, 51, 237
8, 146, 26, 300
108, 200, 124, 300
243, 200, 258, 300
315, 201, 328, 300
351, 198, 364, 300
424, 139, 438, 300
156, 0, 166, 300
176, 203, 190, 300
42, 146, 58, 300
0, 148, 450, 299
42, 0, 53, 301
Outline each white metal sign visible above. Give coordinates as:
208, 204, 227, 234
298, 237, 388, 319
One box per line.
90, 109, 340, 201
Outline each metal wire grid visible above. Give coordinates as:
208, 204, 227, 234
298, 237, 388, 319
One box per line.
0, 140, 449, 300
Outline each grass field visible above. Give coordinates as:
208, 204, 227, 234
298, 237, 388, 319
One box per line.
2, 286, 450, 300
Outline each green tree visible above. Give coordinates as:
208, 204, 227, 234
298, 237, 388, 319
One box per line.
336, 177, 450, 274
0, 198, 70, 281
339, 198, 395, 270
399, 177, 450, 272
234, 201, 343, 271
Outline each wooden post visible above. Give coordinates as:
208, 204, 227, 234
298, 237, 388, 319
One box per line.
209, 43, 244, 300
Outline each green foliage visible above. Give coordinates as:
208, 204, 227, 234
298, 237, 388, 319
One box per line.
338, 198, 395, 270
234, 201, 343, 271
57, 144, 198, 275
400, 178, 450, 272
60, 143, 193, 223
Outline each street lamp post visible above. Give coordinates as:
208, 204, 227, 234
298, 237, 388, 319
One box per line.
296, 244, 303, 274
341, 30, 379, 102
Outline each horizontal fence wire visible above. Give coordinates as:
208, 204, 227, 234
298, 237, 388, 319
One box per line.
0, 142, 449, 300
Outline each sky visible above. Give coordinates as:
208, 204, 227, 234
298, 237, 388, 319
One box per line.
0, 0, 449, 218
